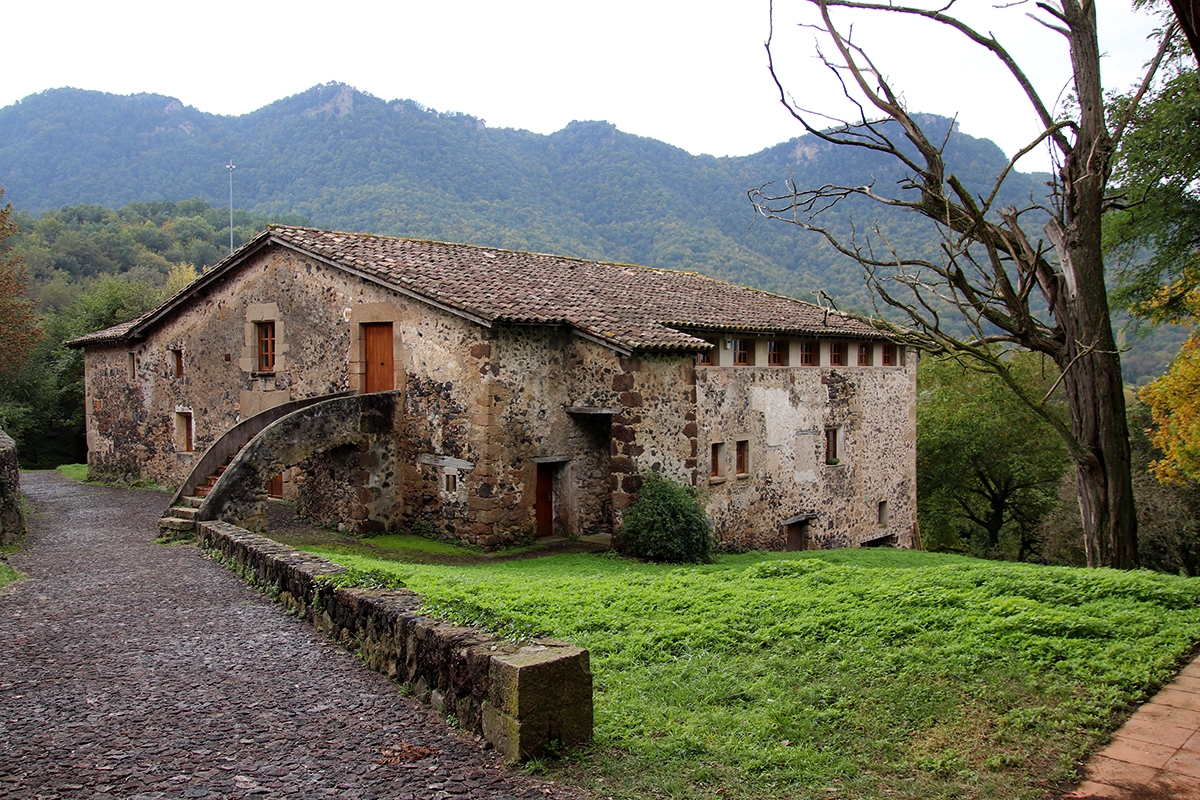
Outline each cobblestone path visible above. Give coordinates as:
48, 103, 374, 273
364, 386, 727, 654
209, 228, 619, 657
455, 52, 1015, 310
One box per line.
0, 472, 588, 800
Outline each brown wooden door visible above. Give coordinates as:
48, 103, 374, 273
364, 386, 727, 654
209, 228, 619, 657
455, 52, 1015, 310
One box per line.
536, 463, 553, 537
266, 473, 283, 499
786, 520, 809, 551
363, 322, 394, 393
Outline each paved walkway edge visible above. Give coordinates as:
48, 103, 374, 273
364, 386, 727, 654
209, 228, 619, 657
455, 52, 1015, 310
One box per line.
1065, 655, 1200, 798
198, 518, 594, 761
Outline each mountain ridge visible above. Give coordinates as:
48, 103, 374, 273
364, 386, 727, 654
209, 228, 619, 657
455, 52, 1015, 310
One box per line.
0, 82, 1044, 310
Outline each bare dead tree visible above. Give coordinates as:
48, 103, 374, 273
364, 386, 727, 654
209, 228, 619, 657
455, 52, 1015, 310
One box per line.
751, 0, 1180, 568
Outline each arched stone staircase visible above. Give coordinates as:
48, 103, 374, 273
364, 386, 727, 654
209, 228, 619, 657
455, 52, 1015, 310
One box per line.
158, 391, 401, 538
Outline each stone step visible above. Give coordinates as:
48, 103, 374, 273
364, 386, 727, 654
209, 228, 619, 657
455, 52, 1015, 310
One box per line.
182, 496, 203, 508
170, 506, 199, 520
193, 485, 211, 498
157, 516, 196, 533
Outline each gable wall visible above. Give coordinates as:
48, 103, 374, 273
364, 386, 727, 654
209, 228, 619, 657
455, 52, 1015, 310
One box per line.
83, 247, 484, 491
696, 345, 917, 550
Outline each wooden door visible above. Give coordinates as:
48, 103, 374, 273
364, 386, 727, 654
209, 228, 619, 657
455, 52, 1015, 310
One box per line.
363, 323, 394, 393
266, 473, 283, 499
536, 463, 553, 537
786, 520, 809, 551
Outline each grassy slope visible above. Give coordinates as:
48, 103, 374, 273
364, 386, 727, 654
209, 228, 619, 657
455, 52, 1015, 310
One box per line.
296, 545, 1200, 799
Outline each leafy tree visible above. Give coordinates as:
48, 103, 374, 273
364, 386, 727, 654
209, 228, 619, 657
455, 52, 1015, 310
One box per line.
1107, 61, 1199, 322
919, 354, 1070, 561
620, 473, 711, 564
0, 189, 41, 380
750, 0, 1183, 567
1139, 299, 1200, 484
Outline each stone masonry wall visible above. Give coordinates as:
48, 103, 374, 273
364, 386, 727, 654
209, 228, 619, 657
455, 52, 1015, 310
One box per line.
83, 247, 470, 489
197, 519, 593, 761
697, 343, 917, 550
0, 426, 24, 545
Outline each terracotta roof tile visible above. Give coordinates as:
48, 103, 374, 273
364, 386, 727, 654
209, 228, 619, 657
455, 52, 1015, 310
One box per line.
269, 226, 883, 352
68, 226, 889, 351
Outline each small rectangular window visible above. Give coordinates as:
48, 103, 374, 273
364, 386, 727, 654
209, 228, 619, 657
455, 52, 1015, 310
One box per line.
767, 340, 788, 366
256, 321, 276, 372
882, 343, 896, 366
829, 342, 845, 367
732, 338, 752, 366
175, 412, 193, 453
710, 442, 725, 478
127, 351, 136, 379
445, 473, 457, 493
171, 348, 184, 378
857, 343, 872, 366
696, 348, 713, 366
735, 440, 749, 475
800, 341, 817, 366
878, 500, 890, 526
825, 427, 840, 464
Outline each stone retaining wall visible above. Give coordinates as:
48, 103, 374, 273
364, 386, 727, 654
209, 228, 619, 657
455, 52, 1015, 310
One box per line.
0, 427, 24, 545
197, 520, 592, 761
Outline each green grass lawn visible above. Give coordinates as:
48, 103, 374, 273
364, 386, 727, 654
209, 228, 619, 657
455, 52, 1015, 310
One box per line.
55, 463, 88, 482
292, 544, 1200, 799
0, 559, 18, 590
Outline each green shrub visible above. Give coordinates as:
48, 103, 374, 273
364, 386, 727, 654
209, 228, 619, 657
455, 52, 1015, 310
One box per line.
620, 472, 711, 563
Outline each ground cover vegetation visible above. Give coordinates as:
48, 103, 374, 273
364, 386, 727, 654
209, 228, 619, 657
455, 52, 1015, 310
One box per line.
287, 538, 1200, 800
0, 558, 18, 590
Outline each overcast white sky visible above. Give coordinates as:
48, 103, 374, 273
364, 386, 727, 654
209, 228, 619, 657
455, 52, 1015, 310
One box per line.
5, 0, 1164, 173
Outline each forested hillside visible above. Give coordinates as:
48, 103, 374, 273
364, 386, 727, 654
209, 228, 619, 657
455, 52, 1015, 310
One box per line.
0, 83, 1177, 382
0, 83, 1046, 312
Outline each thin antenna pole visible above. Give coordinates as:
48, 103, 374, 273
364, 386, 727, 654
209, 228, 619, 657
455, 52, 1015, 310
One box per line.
226, 160, 236, 255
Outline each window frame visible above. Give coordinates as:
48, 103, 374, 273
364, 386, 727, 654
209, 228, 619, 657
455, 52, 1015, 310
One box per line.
767, 339, 788, 366
732, 338, 753, 366
857, 343, 872, 366
256, 321, 276, 373
800, 340, 817, 366
825, 427, 841, 465
735, 440, 750, 476
829, 341, 846, 367
171, 348, 184, 378
710, 441, 726, 479
882, 343, 896, 366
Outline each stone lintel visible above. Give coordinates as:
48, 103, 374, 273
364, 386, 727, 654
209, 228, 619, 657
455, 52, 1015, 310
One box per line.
417, 453, 476, 471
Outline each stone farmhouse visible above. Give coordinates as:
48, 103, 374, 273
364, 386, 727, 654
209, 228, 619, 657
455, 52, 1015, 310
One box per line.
70, 225, 918, 551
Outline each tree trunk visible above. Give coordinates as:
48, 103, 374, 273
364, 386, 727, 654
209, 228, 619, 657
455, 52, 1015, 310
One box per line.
1049, 0, 1139, 568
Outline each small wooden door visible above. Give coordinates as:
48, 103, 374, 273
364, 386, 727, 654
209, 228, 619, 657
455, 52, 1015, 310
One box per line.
536, 463, 554, 537
363, 323, 394, 393
266, 473, 283, 499
786, 520, 809, 551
